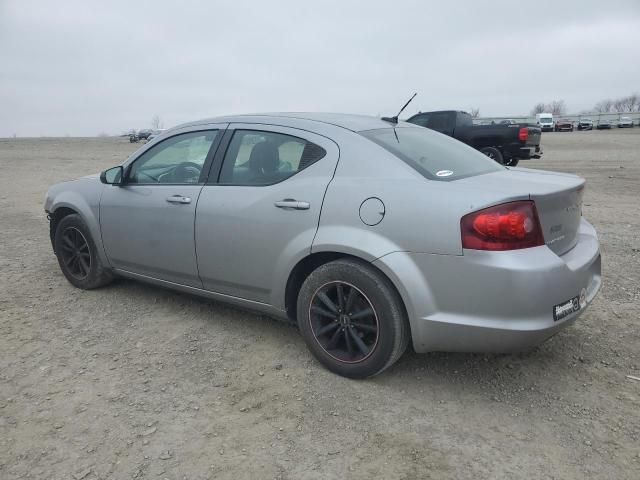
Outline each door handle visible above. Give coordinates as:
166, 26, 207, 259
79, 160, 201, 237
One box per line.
166, 195, 192, 204
274, 199, 310, 210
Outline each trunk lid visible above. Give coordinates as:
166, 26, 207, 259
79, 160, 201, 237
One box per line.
456, 167, 585, 255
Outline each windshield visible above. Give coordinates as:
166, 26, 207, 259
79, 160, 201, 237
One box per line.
361, 127, 504, 181
539, 118, 552, 123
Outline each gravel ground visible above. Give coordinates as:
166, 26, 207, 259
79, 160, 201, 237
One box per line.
1, 129, 639, 480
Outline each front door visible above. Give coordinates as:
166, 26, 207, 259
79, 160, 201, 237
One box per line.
100, 128, 222, 286
195, 124, 339, 304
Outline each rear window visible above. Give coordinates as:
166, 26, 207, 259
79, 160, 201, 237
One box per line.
361, 127, 504, 181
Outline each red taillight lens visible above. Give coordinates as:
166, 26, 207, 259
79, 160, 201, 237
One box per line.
518, 127, 528, 142
461, 201, 544, 251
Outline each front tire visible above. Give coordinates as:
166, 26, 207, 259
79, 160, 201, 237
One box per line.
297, 259, 409, 379
480, 146, 504, 165
54, 214, 113, 289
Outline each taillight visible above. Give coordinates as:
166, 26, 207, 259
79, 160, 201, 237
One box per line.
461, 200, 544, 251
518, 127, 528, 142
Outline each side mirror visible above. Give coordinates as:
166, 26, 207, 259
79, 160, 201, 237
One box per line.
100, 166, 124, 185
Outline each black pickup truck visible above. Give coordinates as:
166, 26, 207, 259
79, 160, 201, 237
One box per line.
406, 110, 542, 167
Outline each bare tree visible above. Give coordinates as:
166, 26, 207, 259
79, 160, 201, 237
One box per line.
624, 93, 638, 112
151, 114, 163, 130
613, 98, 627, 112
469, 107, 480, 118
531, 102, 546, 115
594, 99, 613, 113
547, 100, 566, 116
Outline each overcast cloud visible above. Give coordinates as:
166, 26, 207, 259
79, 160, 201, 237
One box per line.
1, 0, 639, 136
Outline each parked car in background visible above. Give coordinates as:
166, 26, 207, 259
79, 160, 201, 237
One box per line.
407, 110, 542, 167
43, 113, 600, 378
137, 129, 153, 140
536, 113, 554, 132
577, 119, 593, 131
596, 120, 612, 130
555, 119, 574, 132
146, 129, 167, 142
618, 117, 634, 128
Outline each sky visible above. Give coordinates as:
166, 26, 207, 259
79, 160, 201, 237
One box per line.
1, 0, 639, 137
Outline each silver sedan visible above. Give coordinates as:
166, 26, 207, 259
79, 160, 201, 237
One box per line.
44, 113, 602, 378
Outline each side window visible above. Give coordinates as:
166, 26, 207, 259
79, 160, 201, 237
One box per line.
456, 113, 473, 127
127, 130, 217, 184
410, 114, 430, 127
428, 112, 450, 132
218, 130, 326, 185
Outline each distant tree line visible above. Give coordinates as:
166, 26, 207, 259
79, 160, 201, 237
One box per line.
531, 93, 640, 116
531, 100, 566, 116
593, 93, 639, 113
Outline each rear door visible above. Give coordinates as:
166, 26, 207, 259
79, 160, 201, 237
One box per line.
195, 124, 339, 304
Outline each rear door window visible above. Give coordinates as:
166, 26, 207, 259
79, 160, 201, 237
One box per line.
218, 130, 326, 185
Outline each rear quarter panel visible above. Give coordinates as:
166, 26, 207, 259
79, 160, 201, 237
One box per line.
312, 135, 527, 258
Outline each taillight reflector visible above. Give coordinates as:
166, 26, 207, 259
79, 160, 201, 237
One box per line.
461, 200, 544, 251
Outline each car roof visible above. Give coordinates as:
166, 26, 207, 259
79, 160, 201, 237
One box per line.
175, 112, 414, 133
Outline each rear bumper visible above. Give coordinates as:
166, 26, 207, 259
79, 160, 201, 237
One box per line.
507, 144, 542, 160
374, 219, 601, 353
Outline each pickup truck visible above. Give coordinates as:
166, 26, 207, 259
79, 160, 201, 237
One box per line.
406, 110, 542, 167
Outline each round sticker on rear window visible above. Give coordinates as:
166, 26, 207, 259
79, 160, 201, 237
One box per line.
436, 170, 453, 177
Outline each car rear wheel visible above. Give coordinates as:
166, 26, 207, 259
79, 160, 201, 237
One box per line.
480, 146, 504, 165
296, 259, 409, 379
54, 214, 113, 289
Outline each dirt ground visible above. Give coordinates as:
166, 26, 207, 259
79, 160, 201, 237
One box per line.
1, 129, 639, 480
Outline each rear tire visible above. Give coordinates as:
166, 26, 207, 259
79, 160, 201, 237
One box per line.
503, 158, 519, 167
54, 214, 113, 290
296, 259, 409, 379
480, 146, 504, 165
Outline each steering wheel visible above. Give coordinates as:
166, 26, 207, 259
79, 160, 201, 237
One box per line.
171, 161, 202, 183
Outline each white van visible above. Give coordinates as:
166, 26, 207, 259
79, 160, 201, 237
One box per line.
536, 113, 554, 132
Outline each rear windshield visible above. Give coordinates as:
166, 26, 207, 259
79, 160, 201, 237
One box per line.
361, 127, 504, 181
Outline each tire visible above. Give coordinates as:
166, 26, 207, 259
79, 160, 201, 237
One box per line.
480, 146, 504, 165
296, 259, 409, 379
54, 214, 113, 289
503, 158, 519, 167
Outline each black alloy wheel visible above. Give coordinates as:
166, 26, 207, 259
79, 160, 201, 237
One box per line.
309, 281, 379, 363
59, 227, 91, 280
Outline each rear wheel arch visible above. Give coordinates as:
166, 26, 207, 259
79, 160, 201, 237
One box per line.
284, 251, 409, 327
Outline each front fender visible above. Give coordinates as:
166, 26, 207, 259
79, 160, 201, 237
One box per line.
46, 180, 109, 266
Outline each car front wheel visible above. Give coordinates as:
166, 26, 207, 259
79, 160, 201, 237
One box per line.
54, 213, 113, 289
297, 259, 409, 378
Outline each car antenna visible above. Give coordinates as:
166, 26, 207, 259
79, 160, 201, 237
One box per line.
381, 93, 417, 124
